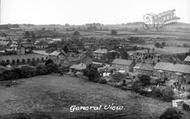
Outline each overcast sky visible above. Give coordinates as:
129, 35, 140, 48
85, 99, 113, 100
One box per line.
1, 0, 190, 25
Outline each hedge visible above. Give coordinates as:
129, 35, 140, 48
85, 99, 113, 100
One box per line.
0, 63, 58, 81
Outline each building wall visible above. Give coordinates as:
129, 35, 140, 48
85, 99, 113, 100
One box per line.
112, 64, 130, 72
0, 54, 48, 65
153, 70, 190, 84
134, 68, 153, 76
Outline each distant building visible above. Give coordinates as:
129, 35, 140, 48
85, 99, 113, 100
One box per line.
0, 54, 48, 65
112, 59, 135, 72
34, 41, 48, 49
93, 48, 108, 60
133, 63, 154, 76
0, 37, 10, 46
70, 63, 87, 72
184, 56, 190, 65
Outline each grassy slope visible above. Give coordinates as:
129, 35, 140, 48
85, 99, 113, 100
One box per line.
0, 74, 170, 119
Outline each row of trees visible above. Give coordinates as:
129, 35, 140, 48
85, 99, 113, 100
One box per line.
154, 42, 166, 48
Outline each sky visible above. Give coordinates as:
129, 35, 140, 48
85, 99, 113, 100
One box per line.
1, 0, 190, 25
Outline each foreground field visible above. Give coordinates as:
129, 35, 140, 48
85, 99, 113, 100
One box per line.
0, 74, 170, 119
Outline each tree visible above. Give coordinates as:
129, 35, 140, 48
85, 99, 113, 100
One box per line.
161, 87, 174, 101
112, 72, 126, 82
161, 42, 166, 47
73, 31, 80, 36
24, 31, 30, 38
83, 64, 100, 82
160, 108, 183, 119
138, 75, 151, 86
154, 42, 162, 48
110, 30, 117, 35
45, 59, 54, 66
63, 45, 69, 53
118, 48, 129, 59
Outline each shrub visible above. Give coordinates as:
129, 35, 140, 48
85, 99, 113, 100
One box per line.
36, 64, 49, 75
20, 66, 37, 78
112, 72, 126, 82
110, 30, 117, 35
138, 75, 151, 86
46, 63, 58, 73
159, 108, 183, 119
98, 78, 107, 84
83, 64, 100, 82
151, 86, 174, 102
0, 70, 15, 80
161, 87, 174, 102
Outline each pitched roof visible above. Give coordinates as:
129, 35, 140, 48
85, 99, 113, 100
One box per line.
134, 63, 154, 71
154, 62, 190, 74
49, 51, 61, 56
33, 50, 49, 56
112, 59, 133, 66
70, 63, 86, 70
184, 56, 190, 62
94, 49, 108, 54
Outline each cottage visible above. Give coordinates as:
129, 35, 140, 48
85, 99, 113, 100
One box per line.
48, 51, 66, 64
112, 59, 135, 72
133, 63, 154, 76
154, 62, 190, 82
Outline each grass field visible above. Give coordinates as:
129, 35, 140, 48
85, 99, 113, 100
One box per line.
0, 74, 171, 119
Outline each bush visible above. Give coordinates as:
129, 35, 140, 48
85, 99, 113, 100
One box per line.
20, 66, 37, 78
161, 87, 174, 102
36, 64, 49, 75
46, 63, 58, 73
83, 64, 100, 82
151, 86, 174, 102
0, 63, 58, 81
110, 30, 117, 35
159, 108, 183, 119
98, 78, 107, 84
0, 70, 16, 81
112, 72, 126, 82
131, 81, 142, 92
138, 75, 151, 86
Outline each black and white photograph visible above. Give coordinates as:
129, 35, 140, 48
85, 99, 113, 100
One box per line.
0, 0, 190, 119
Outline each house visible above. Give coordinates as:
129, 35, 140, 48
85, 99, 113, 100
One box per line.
93, 48, 108, 60
154, 62, 190, 82
0, 37, 10, 46
48, 51, 66, 64
184, 56, 190, 65
133, 63, 154, 76
172, 99, 190, 110
70, 63, 87, 72
112, 59, 135, 72
34, 41, 48, 49
20, 42, 35, 53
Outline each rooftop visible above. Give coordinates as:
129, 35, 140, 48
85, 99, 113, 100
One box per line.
154, 62, 190, 74
94, 49, 108, 54
112, 59, 133, 66
70, 63, 86, 70
184, 56, 190, 62
134, 63, 154, 71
